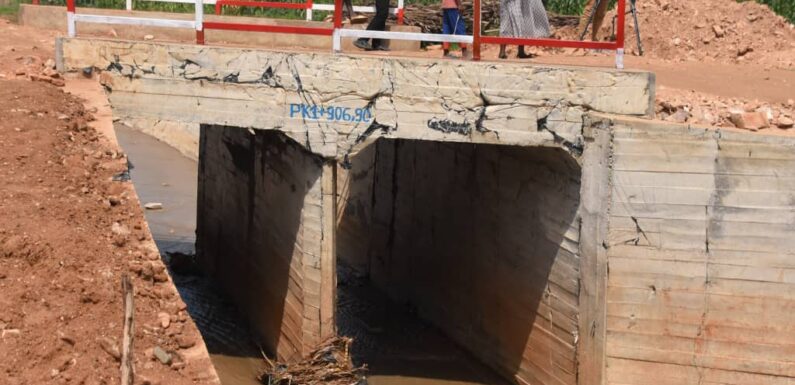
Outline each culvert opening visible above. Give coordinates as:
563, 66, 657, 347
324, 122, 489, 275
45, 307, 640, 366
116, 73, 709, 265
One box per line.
196, 125, 583, 385
336, 139, 583, 385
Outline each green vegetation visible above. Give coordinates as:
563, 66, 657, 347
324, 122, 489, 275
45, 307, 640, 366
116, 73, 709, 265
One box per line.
0, 0, 21, 19
745, 0, 794, 23
544, 0, 588, 16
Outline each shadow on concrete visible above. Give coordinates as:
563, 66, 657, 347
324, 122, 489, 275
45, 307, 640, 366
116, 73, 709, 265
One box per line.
196, 126, 322, 363
338, 139, 582, 385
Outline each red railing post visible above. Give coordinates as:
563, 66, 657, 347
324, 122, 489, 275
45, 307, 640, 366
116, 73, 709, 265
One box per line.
32, 0, 40, 5
215, 0, 222, 15
66, 0, 76, 37
472, 0, 481, 60
333, 0, 343, 29
615, 0, 626, 50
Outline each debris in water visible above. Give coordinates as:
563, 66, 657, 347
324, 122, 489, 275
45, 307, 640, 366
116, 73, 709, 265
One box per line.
259, 337, 367, 385
144, 202, 163, 210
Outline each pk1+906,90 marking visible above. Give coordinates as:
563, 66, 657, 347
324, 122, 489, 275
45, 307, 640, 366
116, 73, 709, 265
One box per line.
289, 104, 372, 123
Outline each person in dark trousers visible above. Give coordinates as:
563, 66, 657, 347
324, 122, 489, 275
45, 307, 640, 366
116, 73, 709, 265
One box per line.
354, 0, 390, 51
441, 0, 468, 58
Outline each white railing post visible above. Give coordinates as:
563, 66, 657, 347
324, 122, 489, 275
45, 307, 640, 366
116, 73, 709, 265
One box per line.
66, 0, 76, 37
126, 0, 132, 11
67, 12, 76, 37
195, 0, 205, 44
332, 29, 341, 52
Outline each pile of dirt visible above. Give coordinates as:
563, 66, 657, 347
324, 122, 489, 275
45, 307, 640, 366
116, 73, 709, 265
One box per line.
554, 0, 795, 68
656, 88, 794, 130
0, 18, 64, 85
259, 337, 366, 385
0, 79, 217, 384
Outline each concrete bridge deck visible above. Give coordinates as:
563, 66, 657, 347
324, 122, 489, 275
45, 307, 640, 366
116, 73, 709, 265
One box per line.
56, 37, 795, 385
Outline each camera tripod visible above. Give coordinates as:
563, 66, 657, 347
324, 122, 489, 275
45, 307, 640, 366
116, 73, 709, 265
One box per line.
578, 0, 644, 56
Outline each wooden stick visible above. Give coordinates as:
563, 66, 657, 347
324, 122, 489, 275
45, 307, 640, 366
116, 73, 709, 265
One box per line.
120, 274, 135, 385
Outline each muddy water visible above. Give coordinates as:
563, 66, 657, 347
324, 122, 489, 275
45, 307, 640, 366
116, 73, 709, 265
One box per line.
115, 124, 509, 385
114, 124, 264, 385
337, 265, 510, 385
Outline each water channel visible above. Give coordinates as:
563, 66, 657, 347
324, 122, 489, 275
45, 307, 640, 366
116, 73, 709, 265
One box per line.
115, 124, 509, 385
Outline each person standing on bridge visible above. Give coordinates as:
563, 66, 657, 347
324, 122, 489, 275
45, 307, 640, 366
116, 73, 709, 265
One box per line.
354, 0, 390, 51
440, 0, 469, 58
498, 0, 550, 59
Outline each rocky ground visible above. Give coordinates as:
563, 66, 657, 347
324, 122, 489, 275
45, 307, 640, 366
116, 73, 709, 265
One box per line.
421, 0, 795, 132
0, 19, 218, 385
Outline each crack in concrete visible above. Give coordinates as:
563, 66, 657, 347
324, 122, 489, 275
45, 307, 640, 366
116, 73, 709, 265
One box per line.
628, 216, 650, 246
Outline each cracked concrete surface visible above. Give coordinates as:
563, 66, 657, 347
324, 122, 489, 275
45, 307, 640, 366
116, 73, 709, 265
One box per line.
58, 38, 654, 160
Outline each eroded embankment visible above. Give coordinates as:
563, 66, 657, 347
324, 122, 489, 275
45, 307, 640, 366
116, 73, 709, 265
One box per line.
0, 80, 218, 385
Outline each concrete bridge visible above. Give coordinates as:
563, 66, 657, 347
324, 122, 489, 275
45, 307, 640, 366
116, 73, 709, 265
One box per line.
58, 37, 795, 385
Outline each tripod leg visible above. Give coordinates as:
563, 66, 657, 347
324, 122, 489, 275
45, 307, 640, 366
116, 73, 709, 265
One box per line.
631, 0, 644, 55
343, 0, 354, 20
578, 0, 603, 41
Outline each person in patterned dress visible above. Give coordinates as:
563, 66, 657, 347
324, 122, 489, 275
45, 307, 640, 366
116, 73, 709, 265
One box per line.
498, 0, 550, 59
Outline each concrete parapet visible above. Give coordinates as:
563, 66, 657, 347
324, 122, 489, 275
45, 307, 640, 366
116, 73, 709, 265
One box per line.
58, 37, 655, 160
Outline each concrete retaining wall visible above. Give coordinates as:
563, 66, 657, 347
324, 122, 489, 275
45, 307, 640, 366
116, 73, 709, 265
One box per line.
599, 116, 795, 384
196, 126, 336, 360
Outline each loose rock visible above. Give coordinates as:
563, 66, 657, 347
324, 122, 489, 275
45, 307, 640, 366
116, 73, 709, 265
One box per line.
153, 346, 172, 365
157, 312, 171, 329
144, 202, 163, 210
730, 110, 769, 131
176, 335, 195, 349
2, 329, 21, 338
98, 337, 121, 361
776, 116, 794, 129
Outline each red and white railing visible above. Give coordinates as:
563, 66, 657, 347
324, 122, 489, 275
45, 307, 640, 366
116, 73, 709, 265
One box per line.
66, 0, 204, 42
63, 0, 627, 68
133, 0, 404, 23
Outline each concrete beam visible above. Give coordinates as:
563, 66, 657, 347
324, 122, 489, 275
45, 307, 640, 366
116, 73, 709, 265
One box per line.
58, 37, 655, 159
